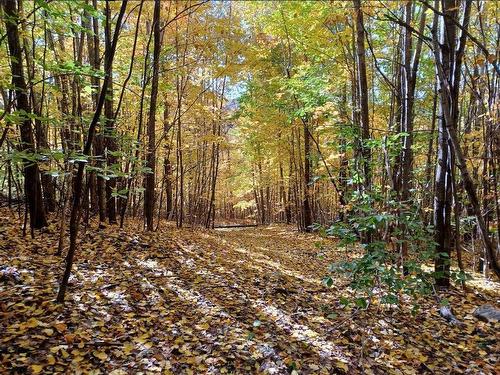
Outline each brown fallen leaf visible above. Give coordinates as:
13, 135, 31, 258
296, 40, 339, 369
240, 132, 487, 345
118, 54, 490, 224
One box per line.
53, 322, 67, 334
92, 350, 108, 361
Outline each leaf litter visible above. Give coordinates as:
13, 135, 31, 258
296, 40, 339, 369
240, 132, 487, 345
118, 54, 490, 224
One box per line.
0, 212, 498, 374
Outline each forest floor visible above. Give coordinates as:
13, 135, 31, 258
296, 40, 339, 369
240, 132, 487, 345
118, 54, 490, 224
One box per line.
0, 210, 499, 374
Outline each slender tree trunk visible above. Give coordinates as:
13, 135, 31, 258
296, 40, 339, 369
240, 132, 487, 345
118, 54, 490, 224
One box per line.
105, 2, 117, 224
163, 104, 174, 220
57, 1, 127, 302
257, 160, 266, 224
302, 119, 313, 231
430, 0, 499, 282
286, 152, 293, 224
85, 1, 106, 226
279, 162, 287, 222
424, 84, 438, 225
144, 0, 161, 231
451, 158, 465, 288
398, 2, 426, 273
2, 0, 47, 229
174, 14, 188, 228
353, 0, 371, 191
432, 0, 455, 288
21, 6, 56, 213
119, 4, 151, 228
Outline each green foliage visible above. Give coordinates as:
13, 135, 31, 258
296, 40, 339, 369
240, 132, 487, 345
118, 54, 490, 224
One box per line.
322, 194, 439, 309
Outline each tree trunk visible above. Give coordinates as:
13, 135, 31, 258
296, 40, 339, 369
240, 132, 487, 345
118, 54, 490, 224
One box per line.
85, 1, 106, 226
163, 105, 174, 220
430, 0, 498, 283
432, 0, 455, 288
20, 4, 56, 214
144, 0, 161, 231
2, 0, 47, 229
57, 1, 127, 303
353, 0, 371, 191
104, 2, 117, 224
302, 120, 313, 231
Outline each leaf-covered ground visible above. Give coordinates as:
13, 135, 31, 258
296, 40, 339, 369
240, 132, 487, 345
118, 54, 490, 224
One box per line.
0, 211, 498, 374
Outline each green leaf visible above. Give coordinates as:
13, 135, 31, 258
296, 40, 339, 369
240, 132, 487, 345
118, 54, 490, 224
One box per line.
439, 298, 449, 307
339, 296, 350, 307
355, 297, 368, 309
323, 276, 334, 288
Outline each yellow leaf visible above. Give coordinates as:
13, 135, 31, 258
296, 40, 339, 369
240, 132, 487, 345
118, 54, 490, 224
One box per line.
405, 348, 415, 359
92, 350, 107, 361
123, 342, 134, 355
196, 322, 210, 330
475, 56, 485, 66
42, 328, 54, 336
134, 333, 150, 343
46, 355, 56, 365
31, 364, 44, 373
174, 336, 184, 344
49, 346, 62, 353
336, 361, 349, 372
25, 318, 41, 328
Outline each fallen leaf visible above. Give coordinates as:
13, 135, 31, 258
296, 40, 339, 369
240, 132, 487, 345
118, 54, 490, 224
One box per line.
92, 350, 107, 361
31, 364, 44, 374
42, 328, 54, 336
123, 342, 134, 355
53, 322, 67, 333
336, 360, 349, 372
25, 318, 41, 328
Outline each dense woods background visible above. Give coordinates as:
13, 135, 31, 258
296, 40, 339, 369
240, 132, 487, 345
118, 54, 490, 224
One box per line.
0, 0, 499, 372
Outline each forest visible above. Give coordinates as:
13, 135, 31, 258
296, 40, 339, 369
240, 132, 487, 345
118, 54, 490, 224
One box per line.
0, 0, 499, 373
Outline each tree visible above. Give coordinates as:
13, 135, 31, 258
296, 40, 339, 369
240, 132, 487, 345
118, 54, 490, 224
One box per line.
2, 0, 47, 230
431, 0, 500, 282
105, 1, 118, 224
144, 0, 161, 231
57, 0, 128, 303
353, 0, 371, 192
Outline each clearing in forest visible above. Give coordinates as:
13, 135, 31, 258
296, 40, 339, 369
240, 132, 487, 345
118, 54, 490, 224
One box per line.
1, 214, 498, 374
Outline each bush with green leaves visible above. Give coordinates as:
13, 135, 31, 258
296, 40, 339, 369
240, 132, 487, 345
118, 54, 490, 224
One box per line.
320, 192, 455, 310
